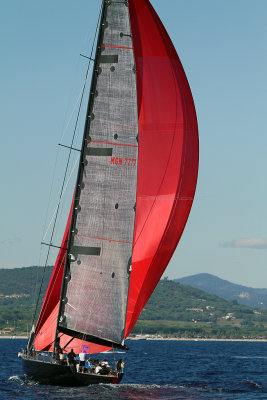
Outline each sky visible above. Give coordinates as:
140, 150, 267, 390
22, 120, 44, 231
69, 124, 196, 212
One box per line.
0, 0, 267, 288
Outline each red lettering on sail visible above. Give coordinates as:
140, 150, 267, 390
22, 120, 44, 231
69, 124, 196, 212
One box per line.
110, 157, 136, 166
110, 157, 123, 165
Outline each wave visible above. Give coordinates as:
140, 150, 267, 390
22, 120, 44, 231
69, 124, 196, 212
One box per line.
232, 356, 267, 359
102, 350, 126, 354
8, 375, 24, 384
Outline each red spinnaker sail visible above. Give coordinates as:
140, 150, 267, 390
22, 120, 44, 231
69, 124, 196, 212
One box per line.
125, 0, 199, 336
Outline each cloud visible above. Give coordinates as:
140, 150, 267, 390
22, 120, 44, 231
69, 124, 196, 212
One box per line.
221, 238, 267, 249
0, 237, 22, 246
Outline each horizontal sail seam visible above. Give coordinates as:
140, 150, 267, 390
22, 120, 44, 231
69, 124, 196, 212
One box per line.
73, 233, 133, 244
101, 44, 133, 50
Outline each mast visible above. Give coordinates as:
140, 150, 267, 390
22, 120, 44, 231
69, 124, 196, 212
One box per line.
55, 0, 139, 350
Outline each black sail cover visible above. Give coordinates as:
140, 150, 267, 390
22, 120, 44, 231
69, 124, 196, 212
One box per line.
58, 0, 138, 347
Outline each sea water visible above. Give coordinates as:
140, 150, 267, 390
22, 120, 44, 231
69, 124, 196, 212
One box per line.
2, 339, 267, 399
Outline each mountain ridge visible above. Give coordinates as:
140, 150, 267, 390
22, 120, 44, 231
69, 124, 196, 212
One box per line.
175, 273, 267, 309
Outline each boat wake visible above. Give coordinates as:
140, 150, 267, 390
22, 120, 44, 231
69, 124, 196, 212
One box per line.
86, 383, 256, 399
8, 374, 38, 386
6, 378, 264, 400
80, 383, 198, 400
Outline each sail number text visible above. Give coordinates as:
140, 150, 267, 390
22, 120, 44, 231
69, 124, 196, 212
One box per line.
110, 157, 136, 167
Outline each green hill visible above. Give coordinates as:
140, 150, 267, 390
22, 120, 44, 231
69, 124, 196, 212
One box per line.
134, 279, 267, 339
0, 267, 267, 339
0, 266, 53, 334
0, 266, 53, 295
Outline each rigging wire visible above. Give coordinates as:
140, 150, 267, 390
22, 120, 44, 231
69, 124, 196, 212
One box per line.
29, 61, 90, 326
42, 155, 79, 242
58, 82, 90, 145
30, 3, 103, 329
41, 76, 90, 241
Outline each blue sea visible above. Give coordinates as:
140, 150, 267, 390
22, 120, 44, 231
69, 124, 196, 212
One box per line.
2, 339, 267, 399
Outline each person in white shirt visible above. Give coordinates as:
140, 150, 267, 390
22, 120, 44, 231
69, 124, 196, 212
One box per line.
79, 351, 86, 372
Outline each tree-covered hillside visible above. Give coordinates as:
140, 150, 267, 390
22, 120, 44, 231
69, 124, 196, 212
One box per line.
1, 268, 267, 339
0, 266, 52, 333
0, 266, 53, 295
133, 279, 267, 339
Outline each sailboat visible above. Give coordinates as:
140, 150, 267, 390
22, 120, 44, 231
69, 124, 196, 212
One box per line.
19, 0, 199, 386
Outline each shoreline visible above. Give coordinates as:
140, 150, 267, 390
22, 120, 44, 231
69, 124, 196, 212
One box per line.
1, 335, 266, 342
129, 337, 267, 342
0, 336, 28, 339
127, 338, 267, 342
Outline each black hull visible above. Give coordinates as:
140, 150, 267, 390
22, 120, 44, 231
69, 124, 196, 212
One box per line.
21, 356, 123, 386
70, 366, 123, 385
22, 357, 79, 386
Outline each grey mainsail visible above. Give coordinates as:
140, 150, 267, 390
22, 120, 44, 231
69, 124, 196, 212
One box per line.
58, 0, 139, 347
